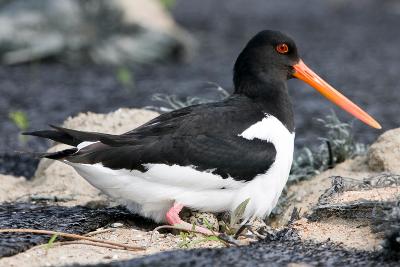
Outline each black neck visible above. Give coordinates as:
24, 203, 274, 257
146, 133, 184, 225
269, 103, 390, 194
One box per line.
233, 76, 295, 133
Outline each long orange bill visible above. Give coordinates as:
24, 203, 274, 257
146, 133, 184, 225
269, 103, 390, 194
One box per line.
293, 60, 381, 129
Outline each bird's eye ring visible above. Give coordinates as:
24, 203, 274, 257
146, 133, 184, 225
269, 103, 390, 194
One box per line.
276, 43, 289, 54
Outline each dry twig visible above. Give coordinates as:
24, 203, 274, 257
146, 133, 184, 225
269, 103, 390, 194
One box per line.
0, 229, 145, 251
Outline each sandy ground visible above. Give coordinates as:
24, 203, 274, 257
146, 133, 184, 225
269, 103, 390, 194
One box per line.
0, 175, 27, 203
293, 217, 382, 251
330, 187, 400, 204
270, 155, 400, 253
0, 227, 226, 267
270, 156, 375, 227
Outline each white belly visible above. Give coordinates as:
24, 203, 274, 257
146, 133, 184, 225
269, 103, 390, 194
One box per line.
70, 162, 243, 223
68, 114, 294, 223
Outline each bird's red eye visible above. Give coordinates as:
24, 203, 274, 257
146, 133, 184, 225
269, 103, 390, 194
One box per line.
276, 43, 289, 54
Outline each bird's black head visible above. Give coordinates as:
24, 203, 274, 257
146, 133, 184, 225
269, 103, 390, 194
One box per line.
233, 30, 299, 95
232, 29, 381, 129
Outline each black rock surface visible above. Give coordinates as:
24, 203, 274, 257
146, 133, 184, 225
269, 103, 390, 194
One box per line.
0, 153, 39, 178
0, 203, 142, 258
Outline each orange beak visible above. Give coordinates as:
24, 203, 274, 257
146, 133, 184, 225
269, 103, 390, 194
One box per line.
293, 60, 381, 129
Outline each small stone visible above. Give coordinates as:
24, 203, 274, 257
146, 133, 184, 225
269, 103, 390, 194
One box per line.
110, 222, 124, 228
182, 210, 219, 232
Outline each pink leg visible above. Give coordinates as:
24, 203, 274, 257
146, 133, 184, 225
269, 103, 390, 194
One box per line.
165, 202, 216, 236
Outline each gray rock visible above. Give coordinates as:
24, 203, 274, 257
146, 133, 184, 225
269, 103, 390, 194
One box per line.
368, 128, 400, 173
0, 0, 195, 65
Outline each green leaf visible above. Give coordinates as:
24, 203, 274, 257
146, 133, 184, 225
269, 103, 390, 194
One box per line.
159, 0, 176, 9
178, 232, 190, 248
116, 67, 134, 89
9, 110, 29, 131
230, 198, 250, 227
202, 218, 213, 230
46, 234, 58, 249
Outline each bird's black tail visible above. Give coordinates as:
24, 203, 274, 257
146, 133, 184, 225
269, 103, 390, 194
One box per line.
22, 128, 81, 147
22, 125, 126, 160
22, 125, 92, 160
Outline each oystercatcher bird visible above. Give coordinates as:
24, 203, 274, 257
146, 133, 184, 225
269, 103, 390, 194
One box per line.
24, 30, 381, 235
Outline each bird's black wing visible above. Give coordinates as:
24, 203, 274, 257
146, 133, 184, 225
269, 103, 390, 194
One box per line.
65, 98, 276, 182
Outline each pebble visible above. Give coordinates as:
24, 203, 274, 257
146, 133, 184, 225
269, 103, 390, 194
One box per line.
111, 223, 124, 228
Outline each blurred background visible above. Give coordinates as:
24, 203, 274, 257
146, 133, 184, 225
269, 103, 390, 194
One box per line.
0, 0, 399, 174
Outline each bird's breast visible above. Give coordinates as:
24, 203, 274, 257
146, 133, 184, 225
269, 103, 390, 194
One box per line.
235, 114, 295, 219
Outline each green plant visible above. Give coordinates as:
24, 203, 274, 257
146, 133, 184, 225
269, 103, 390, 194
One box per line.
218, 198, 251, 236
9, 110, 29, 131
46, 234, 58, 250
176, 200, 251, 247
289, 111, 367, 184
177, 220, 226, 248
146, 83, 229, 112
178, 231, 191, 248
116, 66, 134, 90
159, 0, 176, 9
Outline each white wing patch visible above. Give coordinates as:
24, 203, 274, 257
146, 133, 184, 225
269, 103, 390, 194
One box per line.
238, 115, 287, 142
77, 141, 99, 150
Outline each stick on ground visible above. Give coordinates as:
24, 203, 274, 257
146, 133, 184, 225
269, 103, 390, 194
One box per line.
0, 228, 145, 251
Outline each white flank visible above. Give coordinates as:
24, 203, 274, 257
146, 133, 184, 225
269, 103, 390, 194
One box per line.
66, 114, 294, 223
236, 115, 295, 220
68, 162, 242, 223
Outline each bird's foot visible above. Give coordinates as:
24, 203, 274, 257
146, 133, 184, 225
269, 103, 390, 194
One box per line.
165, 202, 215, 236
148, 203, 222, 247
148, 203, 244, 247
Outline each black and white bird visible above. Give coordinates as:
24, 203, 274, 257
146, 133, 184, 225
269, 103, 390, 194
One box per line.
25, 30, 381, 235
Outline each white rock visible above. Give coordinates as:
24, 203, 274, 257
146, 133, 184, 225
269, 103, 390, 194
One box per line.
111, 222, 124, 228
